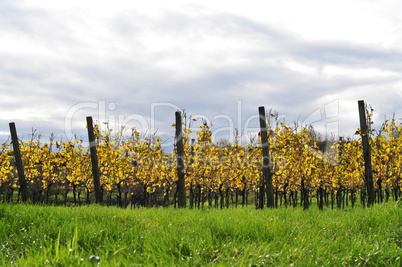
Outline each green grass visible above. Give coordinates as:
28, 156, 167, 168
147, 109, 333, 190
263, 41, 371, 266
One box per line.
0, 202, 401, 266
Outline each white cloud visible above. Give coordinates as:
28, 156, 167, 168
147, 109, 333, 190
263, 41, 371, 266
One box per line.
0, 0, 402, 147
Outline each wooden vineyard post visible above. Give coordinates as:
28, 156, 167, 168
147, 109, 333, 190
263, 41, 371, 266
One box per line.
358, 100, 375, 206
9, 122, 29, 202
258, 106, 275, 208
175, 111, 186, 208
86, 116, 103, 204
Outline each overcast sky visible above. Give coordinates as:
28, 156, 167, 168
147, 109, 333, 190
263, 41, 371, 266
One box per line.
1, 0, 402, 149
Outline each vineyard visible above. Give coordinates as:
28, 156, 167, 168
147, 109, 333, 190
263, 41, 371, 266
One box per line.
0, 102, 401, 209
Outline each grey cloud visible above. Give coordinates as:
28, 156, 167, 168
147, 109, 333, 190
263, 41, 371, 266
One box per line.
0, 1, 44, 33
1, 2, 401, 145
292, 40, 402, 70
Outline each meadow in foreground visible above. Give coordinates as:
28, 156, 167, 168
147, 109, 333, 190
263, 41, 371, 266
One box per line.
0, 202, 401, 266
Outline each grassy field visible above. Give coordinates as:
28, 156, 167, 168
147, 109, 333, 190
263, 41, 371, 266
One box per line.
0, 202, 401, 266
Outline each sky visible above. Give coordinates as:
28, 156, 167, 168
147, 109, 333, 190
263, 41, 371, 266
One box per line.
1, 0, 402, 150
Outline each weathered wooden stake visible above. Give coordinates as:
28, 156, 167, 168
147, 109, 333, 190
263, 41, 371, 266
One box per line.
86, 116, 103, 204
258, 106, 275, 208
9, 122, 29, 202
358, 100, 375, 206
175, 111, 186, 208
